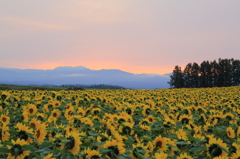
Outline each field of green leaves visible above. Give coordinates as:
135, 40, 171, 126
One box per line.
0, 87, 240, 159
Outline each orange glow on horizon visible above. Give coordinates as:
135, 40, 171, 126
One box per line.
9, 62, 173, 75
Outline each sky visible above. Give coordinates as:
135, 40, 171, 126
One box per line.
0, 0, 240, 75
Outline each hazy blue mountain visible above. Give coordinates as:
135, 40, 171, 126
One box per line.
0, 66, 170, 89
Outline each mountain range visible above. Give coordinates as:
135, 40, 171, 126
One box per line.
0, 66, 171, 89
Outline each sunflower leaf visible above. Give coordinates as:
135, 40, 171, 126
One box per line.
93, 121, 104, 128
39, 141, 52, 148
2, 141, 13, 146
27, 133, 35, 139
176, 141, 191, 145
99, 148, 111, 155
187, 135, 199, 142
0, 147, 11, 153
168, 144, 180, 151
92, 142, 105, 146
117, 154, 132, 159
88, 130, 98, 136
218, 144, 229, 154
22, 144, 37, 151
30, 152, 41, 159
133, 151, 149, 159
189, 146, 207, 153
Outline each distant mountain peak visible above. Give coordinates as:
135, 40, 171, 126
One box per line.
53, 66, 89, 70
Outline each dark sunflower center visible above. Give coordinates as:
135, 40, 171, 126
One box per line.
53, 113, 57, 117
145, 108, 151, 115
122, 126, 131, 135
229, 146, 237, 153
149, 118, 153, 122
36, 129, 41, 138
94, 110, 99, 115
209, 144, 222, 157
91, 155, 101, 159
108, 146, 119, 156
30, 123, 36, 129
142, 121, 148, 125
68, 110, 72, 116
11, 144, 23, 156
226, 116, 232, 120
65, 137, 75, 150
100, 137, 107, 142
126, 109, 132, 114
54, 139, 61, 148
156, 141, 162, 148
51, 131, 56, 138
2, 117, 7, 122
1, 94, 7, 100
181, 118, 189, 124
118, 119, 125, 124
29, 108, 34, 114
18, 131, 28, 141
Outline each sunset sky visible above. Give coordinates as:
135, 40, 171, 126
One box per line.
0, 1, 240, 75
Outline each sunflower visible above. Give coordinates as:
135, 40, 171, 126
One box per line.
120, 122, 134, 135
178, 114, 191, 125
194, 126, 202, 136
103, 113, 113, 120
15, 123, 34, 143
64, 126, 76, 135
226, 127, 235, 138
103, 139, 125, 158
231, 150, 240, 159
52, 134, 65, 150
64, 107, 75, 119
97, 132, 109, 142
85, 148, 102, 159
153, 135, 168, 152
91, 108, 101, 115
1, 114, 10, 126
7, 138, 30, 159
176, 153, 193, 159
83, 117, 94, 127
22, 111, 29, 122
131, 143, 149, 158
65, 131, 81, 155
176, 129, 188, 141
77, 107, 86, 117
36, 112, 45, 121
1, 125, 10, 141
26, 104, 37, 116
43, 154, 56, 159
53, 100, 61, 108
35, 123, 47, 145
142, 106, 152, 116
110, 126, 125, 143
147, 115, 155, 123
51, 109, 61, 123
154, 152, 168, 159
29, 118, 41, 129
206, 137, 228, 158
139, 124, 151, 131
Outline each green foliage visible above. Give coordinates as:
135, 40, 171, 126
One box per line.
168, 58, 240, 88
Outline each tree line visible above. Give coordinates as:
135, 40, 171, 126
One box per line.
168, 58, 240, 88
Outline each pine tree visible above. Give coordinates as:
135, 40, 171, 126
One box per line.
168, 65, 184, 88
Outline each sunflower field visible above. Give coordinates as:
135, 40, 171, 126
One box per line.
0, 86, 240, 159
